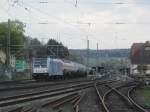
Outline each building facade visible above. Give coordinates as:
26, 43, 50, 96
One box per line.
0, 50, 6, 64
130, 41, 150, 78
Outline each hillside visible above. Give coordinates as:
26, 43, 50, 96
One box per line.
69, 49, 130, 58
69, 49, 130, 66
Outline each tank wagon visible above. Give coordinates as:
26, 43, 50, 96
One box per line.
130, 41, 150, 82
32, 58, 87, 80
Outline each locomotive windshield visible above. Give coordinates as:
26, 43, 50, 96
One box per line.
34, 58, 47, 68
41, 60, 47, 67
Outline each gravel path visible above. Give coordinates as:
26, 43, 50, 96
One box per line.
79, 88, 101, 112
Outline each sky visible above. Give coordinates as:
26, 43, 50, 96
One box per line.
0, 0, 150, 49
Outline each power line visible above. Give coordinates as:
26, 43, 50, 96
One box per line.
39, 1, 48, 4
7, 1, 150, 26
20, 2, 69, 25
66, 21, 150, 25
25, 0, 150, 5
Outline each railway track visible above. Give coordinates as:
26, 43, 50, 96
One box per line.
0, 79, 114, 107
127, 84, 149, 112
0, 79, 100, 100
0, 80, 35, 85
100, 82, 149, 112
7, 93, 81, 112
42, 92, 81, 111
0, 78, 92, 86
0, 78, 96, 92
2, 78, 147, 112
94, 82, 109, 112
104, 84, 134, 112
1, 79, 115, 112
75, 79, 120, 112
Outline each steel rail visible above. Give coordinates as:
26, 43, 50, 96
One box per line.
102, 83, 135, 112
0, 83, 92, 107
0, 79, 93, 92
0, 82, 93, 102
106, 85, 131, 103
42, 93, 78, 107
0, 79, 114, 102
8, 107, 35, 112
0, 80, 115, 107
0, 80, 35, 85
103, 82, 148, 112
94, 82, 110, 112
128, 85, 149, 112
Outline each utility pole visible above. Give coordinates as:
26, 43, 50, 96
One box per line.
80, 50, 83, 64
96, 43, 99, 75
86, 39, 89, 76
5, 19, 11, 79
6, 19, 11, 69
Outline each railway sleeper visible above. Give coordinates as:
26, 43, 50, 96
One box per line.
94, 83, 109, 112
8, 107, 23, 112
7, 107, 35, 112
128, 85, 149, 112
105, 85, 133, 106
71, 96, 80, 104
52, 95, 80, 109
73, 96, 81, 108
22, 108, 36, 112
42, 93, 78, 107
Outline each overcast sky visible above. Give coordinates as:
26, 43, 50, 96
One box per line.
0, 0, 150, 49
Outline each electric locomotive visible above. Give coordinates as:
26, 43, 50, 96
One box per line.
32, 57, 87, 80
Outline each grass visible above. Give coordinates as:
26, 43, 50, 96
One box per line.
12, 72, 32, 81
135, 86, 150, 106
0, 74, 10, 81
0, 71, 32, 81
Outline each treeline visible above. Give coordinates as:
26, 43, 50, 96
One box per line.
70, 49, 130, 58
0, 20, 69, 59
28, 38, 69, 58
0, 20, 24, 54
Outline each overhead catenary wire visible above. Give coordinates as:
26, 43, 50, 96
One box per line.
3, 1, 150, 26
10, 1, 96, 44
1, 0, 150, 50
23, 0, 150, 5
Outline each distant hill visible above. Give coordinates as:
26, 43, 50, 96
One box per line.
69, 49, 130, 66
69, 49, 130, 58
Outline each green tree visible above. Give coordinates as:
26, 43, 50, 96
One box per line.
28, 38, 47, 58
47, 39, 69, 58
27, 38, 69, 58
0, 20, 25, 54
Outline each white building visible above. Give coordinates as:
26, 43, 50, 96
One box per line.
0, 50, 6, 64
0, 50, 16, 68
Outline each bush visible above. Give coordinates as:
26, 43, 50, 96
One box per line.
0, 74, 10, 81
11, 72, 31, 80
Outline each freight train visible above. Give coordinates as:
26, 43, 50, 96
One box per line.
130, 41, 150, 82
32, 58, 87, 80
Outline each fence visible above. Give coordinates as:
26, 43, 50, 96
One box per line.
0, 62, 32, 81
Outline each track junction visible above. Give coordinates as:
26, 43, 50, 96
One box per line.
0, 75, 149, 112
